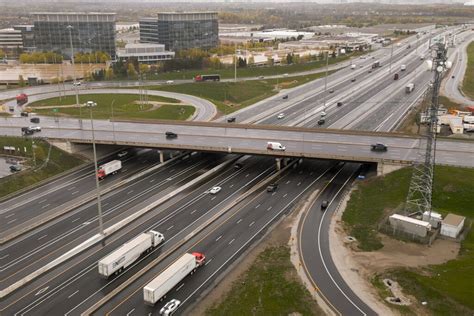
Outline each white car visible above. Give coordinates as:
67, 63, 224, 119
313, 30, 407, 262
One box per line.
209, 186, 222, 194
160, 299, 181, 316
72, 81, 81, 86
320, 111, 327, 117
166, 80, 174, 84
277, 113, 285, 119
283, 73, 289, 77
117, 150, 128, 158
29, 126, 41, 132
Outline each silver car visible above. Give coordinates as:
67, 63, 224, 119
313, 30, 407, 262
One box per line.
160, 299, 181, 316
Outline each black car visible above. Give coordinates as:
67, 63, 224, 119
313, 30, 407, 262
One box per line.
267, 183, 278, 192
329, 89, 334, 93
20, 112, 29, 117
21, 127, 34, 135
321, 200, 329, 210
227, 117, 236, 123
30, 117, 40, 123
165, 131, 178, 139
351, 78, 356, 82
10, 165, 22, 172
371, 143, 388, 152
317, 118, 325, 125
337, 102, 343, 107
282, 95, 289, 99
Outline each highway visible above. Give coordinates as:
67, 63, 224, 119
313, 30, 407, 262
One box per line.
1, 26, 471, 316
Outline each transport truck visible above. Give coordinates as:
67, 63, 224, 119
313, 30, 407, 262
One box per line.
98, 230, 164, 278
143, 252, 206, 305
97, 160, 122, 180
194, 74, 220, 82
405, 83, 415, 93
16, 93, 28, 105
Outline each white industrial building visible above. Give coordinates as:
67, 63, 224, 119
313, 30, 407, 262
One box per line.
422, 211, 443, 229
116, 43, 174, 64
389, 214, 432, 237
441, 214, 465, 238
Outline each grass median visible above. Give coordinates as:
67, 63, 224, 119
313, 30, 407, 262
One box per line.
206, 245, 323, 316
462, 41, 474, 100
342, 165, 474, 314
28, 93, 194, 121
0, 136, 85, 199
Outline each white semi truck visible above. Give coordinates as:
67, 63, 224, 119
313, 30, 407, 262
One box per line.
143, 252, 206, 305
97, 160, 122, 180
98, 230, 164, 278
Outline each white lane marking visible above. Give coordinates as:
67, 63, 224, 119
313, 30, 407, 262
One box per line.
102, 202, 109, 207
272, 192, 276, 196
166, 225, 174, 231
122, 168, 128, 172
38, 199, 47, 204
237, 219, 242, 224
126, 308, 135, 316
283, 193, 288, 198
35, 286, 49, 296
229, 239, 235, 245
310, 172, 314, 176
246, 173, 250, 177
255, 204, 261, 209
249, 221, 255, 227
267, 206, 273, 211
7, 219, 17, 224
205, 258, 213, 266
166, 177, 173, 181
41, 203, 51, 209
297, 182, 301, 186
191, 209, 197, 214
67, 186, 76, 191
149, 179, 155, 183
71, 218, 80, 223
229, 184, 234, 188
127, 190, 134, 195
286, 180, 291, 184
71, 191, 79, 195
4, 213, 15, 218
82, 221, 91, 226
0, 254, 9, 260
211, 196, 216, 200
68, 290, 79, 299
37, 234, 48, 241
176, 283, 184, 291
216, 235, 222, 242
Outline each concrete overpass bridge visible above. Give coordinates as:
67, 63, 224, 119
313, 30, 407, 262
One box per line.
2, 117, 473, 173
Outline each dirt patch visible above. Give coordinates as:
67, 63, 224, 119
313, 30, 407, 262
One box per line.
191, 208, 303, 315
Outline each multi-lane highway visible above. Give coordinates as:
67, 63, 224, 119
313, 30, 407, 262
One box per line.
1, 26, 471, 316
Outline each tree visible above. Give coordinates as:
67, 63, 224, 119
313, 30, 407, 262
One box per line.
248, 55, 255, 66
127, 63, 137, 79
286, 53, 294, 65
238, 57, 247, 68
105, 68, 115, 80
18, 75, 25, 87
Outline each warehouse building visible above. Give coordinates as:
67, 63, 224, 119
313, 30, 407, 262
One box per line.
441, 214, 465, 238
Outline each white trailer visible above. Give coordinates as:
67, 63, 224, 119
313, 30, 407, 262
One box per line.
98, 230, 164, 278
97, 160, 122, 180
143, 252, 206, 305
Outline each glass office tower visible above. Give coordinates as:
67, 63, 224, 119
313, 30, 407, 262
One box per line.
34, 12, 116, 58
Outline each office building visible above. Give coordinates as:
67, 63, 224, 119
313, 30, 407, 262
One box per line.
139, 12, 218, 51
33, 12, 116, 58
116, 43, 174, 63
0, 28, 23, 56
13, 25, 36, 51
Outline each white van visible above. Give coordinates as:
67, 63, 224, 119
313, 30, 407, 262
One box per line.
267, 142, 286, 151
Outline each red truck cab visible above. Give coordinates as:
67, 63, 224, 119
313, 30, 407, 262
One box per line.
192, 252, 206, 266
16, 93, 28, 105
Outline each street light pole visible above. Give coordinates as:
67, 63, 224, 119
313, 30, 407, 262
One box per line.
389, 43, 394, 74
67, 25, 82, 128
86, 101, 104, 235
323, 52, 329, 110
111, 99, 116, 142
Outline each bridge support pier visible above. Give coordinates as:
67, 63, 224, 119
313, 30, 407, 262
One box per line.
158, 150, 164, 163
275, 158, 282, 171
377, 161, 404, 177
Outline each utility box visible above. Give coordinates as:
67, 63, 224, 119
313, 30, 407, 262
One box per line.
422, 211, 443, 228
389, 214, 431, 237
441, 214, 465, 238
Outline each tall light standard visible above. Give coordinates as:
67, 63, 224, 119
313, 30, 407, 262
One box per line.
322, 51, 330, 111
110, 99, 116, 142
86, 101, 104, 235
67, 25, 82, 127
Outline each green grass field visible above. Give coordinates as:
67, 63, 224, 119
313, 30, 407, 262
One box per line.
206, 246, 323, 316
28, 94, 194, 121
342, 166, 474, 314
149, 71, 332, 114
0, 136, 84, 198
462, 41, 474, 100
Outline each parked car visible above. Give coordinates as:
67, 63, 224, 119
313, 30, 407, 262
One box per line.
266, 183, 278, 192
209, 186, 222, 194
321, 200, 329, 210
371, 143, 388, 152
10, 165, 22, 172
277, 113, 285, 119
160, 299, 181, 316
227, 117, 236, 123
72, 81, 81, 86
165, 131, 178, 139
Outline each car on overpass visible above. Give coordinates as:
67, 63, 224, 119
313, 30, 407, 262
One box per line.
277, 113, 285, 119
209, 186, 222, 194
371, 143, 388, 152
166, 131, 178, 139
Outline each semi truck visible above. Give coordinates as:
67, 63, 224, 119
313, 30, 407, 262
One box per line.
16, 93, 28, 105
194, 74, 220, 82
143, 252, 206, 305
405, 83, 415, 93
98, 230, 164, 278
97, 160, 122, 180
